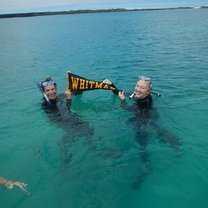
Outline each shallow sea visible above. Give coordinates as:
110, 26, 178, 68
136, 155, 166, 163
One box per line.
0, 8, 208, 208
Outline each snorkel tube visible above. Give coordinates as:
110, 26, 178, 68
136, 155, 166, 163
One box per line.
151, 91, 161, 97
129, 91, 161, 99
129, 93, 135, 99
35, 81, 51, 105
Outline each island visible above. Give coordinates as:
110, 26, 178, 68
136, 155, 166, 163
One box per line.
0, 7, 208, 19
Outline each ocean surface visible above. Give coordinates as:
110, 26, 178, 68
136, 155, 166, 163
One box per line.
0, 8, 208, 208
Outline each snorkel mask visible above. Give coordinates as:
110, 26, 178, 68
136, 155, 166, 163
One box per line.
138, 76, 152, 83
40, 80, 57, 90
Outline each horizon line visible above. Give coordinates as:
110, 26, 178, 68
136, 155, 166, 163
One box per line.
0, 6, 207, 18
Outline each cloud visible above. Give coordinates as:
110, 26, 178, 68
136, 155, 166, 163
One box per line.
0, 0, 135, 13
0, 0, 145, 11
0, 0, 207, 14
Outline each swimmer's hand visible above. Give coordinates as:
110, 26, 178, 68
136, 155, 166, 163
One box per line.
102, 79, 112, 85
118, 91, 126, 100
65, 89, 72, 99
65, 71, 72, 79
5, 180, 29, 194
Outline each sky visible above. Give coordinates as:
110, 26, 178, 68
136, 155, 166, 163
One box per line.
0, 0, 207, 14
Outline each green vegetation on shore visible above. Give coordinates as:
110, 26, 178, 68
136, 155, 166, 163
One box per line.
0, 6, 208, 19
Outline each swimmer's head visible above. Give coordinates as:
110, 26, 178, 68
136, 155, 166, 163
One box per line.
41, 78, 57, 100
134, 76, 152, 99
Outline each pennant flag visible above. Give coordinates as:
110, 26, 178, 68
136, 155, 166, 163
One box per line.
66, 72, 120, 94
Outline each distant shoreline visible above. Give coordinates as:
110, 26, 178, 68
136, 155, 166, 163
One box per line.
0, 6, 208, 19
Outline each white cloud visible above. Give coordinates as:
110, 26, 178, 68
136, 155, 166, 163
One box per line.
0, 0, 129, 9
0, 0, 207, 14
0, 0, 146, 10
0, 0, 127, 13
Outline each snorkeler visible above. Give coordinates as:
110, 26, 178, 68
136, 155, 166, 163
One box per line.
38, 74, 94, 165
0, 176, 28, 193
104, 77, 181, 189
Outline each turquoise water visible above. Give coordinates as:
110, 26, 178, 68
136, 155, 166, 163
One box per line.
0, 9, 208, 208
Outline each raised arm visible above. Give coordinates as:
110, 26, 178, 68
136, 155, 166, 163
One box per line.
118, 90, 135, 111
64, 89, 72, 110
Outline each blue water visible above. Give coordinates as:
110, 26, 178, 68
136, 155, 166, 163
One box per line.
0, 9, 208, 208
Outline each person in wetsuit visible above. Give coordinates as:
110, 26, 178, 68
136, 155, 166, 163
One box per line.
105, 77, 181, 189
118, 76, 181, 148
40, 77, 94, 165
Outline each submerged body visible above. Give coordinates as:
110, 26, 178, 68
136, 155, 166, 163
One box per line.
39, 77, 93, 165
42, 94, 93, 137
117, 77, 181, 189
122, 94, 181, 188
42, 94, 94, 165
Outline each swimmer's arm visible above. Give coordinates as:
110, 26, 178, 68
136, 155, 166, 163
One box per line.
151, 120, 182, 150
118, 91, 134, 111
157, 128, 182, 150
119, 91, 127, 109
149, 109, 182, 150
66, 98, 72, 110
65, 89, 72, 110
64, 89, 83, 110
0, 176, 28, 193
120, 98, 134, 111
120, 99, 128, 110
120, 99, 134, 111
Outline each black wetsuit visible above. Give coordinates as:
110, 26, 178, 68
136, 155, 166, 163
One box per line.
120, 95, 181, 189
42, 94, 94, 164
42, 94, 93, 137
121, 95, 158, 149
